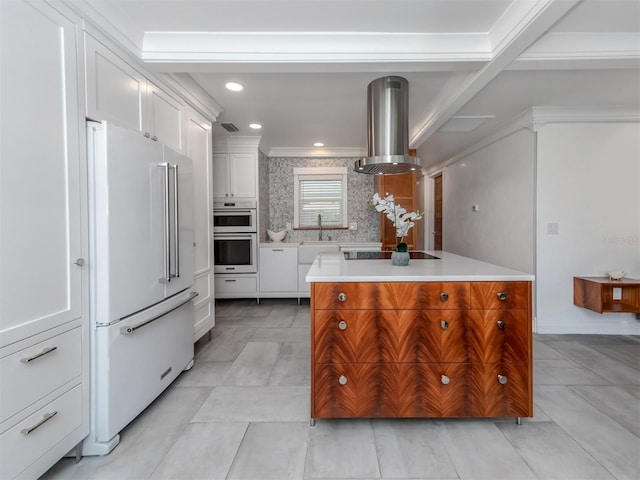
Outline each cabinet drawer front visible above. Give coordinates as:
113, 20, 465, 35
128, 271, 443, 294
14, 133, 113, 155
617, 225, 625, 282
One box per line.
0, 384, 83, 480
313, 363, 471, 418
0, 327, 82, 423
468, 363, 532, 417
314, 310, 468, 364
215, 276, 257, 294
470, 282, 530, 309
466, 310, 530, 363
313, 282, 469, 310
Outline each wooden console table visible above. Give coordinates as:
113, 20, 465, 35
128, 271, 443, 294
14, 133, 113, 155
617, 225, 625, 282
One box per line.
574, 276, 640, 315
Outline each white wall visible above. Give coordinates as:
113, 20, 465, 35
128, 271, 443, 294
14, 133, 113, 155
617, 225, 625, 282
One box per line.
536, 122, 640, 334
442, 128, 535, 273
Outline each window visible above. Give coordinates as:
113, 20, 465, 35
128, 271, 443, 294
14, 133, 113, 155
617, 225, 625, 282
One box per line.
293, 167, 348, 228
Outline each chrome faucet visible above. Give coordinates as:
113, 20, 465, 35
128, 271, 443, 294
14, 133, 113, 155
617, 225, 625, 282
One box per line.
318, 213, 322, 241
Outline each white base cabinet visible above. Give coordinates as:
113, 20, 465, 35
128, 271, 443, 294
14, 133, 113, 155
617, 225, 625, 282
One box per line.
259, 245, 299, 295
0, 1, 89, 478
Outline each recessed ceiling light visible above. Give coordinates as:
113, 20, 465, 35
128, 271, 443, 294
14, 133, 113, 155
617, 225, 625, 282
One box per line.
225, 82, 244, 92
314, 142, 324, 147
249, 123, 262, 129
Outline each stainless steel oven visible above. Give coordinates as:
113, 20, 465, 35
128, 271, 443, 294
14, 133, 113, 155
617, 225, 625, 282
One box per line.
213, 200, 257, 233
213, 233, 258, 274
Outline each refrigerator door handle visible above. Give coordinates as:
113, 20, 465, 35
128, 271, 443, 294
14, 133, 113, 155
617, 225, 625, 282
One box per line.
159, 163, 171, 283
171, 164, 180, 278
119, 292, 198, 335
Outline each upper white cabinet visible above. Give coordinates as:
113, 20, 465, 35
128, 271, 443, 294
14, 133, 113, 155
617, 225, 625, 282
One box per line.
85, 34, 184, 153
212, 152, 258, 199
185, 109, 214, 340
0, 1, 89, 478
212, 137, 261, 200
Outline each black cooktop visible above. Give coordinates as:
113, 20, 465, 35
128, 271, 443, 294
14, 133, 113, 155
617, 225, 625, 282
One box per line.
344, 251, 440, 260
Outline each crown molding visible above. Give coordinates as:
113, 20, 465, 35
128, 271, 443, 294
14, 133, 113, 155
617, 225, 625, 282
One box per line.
163, 73, 223, 120
530, 106, 640, 130
212, 135, 263, 152
510, 32, 640, 69
63, 0, 143, 58
267, 147, 366, 158
141, 32, 491, 64
425, 105, 640, 175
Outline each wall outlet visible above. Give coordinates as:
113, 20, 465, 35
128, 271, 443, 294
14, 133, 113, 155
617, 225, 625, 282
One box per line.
349, 222, 358, 231
547, 222, 560, 235
472, 204, 479, 212
286, 222, 292, 231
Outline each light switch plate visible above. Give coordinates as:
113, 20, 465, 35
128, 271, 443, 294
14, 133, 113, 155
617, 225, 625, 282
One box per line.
349, 222, 358, 230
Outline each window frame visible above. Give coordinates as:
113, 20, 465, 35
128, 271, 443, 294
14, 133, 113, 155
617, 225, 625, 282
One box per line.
293, 167, 348, 229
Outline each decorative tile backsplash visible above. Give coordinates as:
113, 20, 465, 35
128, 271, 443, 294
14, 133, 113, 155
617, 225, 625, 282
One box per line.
267, 157, 380, 243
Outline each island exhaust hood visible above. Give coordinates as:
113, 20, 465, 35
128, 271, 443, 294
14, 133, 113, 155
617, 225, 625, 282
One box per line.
355, 76, 422, 175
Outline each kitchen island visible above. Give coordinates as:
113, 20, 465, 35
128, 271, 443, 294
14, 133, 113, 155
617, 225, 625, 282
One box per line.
306, 251, 535, 425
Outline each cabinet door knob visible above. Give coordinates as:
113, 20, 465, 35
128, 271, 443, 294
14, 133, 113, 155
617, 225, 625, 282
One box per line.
497, 320, 506, 329
337, 292, 347, 302
74, 258, 85, 266
497, 292, 507, 301
151, 135, 158, 141
338, 320, 347, 330
338, 375, 348, 385
441, 375, 450, 385
143, 132, 151, 138
440, 320, 449, 329
440, 292, 449, 301
497, 374, 508, 385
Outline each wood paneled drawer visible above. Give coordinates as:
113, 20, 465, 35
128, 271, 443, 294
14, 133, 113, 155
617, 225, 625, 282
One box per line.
0, 384, 83, 480
466, 310, 530, 363
313, 363, 471, 418
313, 282, 470, 310
468, 363, 532, 417
314, 310, 468, 364
0, 327, 82, 423
470, 282, 530, 309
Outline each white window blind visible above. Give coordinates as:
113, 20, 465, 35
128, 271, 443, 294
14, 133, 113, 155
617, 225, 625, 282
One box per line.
293, 168, 348, 228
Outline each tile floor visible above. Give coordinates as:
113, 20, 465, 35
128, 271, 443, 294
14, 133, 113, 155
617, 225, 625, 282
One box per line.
42, 299, 640, 480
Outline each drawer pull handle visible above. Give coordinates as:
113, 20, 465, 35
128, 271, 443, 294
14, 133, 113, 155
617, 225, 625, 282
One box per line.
440, 292, 449, 301
338, 375, 348, 385
440, 321, 449, 329
272, 248, 284, 252
498, 374, 508, 385
441, 375, 450, 385
337, 292, 347, 302
21, 346, 57, 363
21, 411, 58, 435
497, 292, 507, 301
338, 320, 347, 330
225, 279, 237, 282
497, 320, 506, 329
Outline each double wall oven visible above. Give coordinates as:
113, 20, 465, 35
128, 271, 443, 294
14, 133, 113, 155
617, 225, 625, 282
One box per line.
213, 200, 257, 274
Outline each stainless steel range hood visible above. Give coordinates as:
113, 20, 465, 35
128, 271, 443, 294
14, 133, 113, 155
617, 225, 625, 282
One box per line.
355, 76, 421, 175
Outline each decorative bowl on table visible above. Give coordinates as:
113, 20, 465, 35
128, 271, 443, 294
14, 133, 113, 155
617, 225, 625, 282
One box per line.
267, 229, 287, 242
607, 270, 626, 281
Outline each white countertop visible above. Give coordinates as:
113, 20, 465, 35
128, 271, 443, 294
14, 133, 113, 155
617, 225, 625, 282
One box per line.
306, 251, 535, 282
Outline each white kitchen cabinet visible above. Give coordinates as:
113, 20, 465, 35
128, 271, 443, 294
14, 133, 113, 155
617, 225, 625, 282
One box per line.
85, 33, 185, 153
186, 109, 214, 340
0, 1, 88, 478
215, 275, 258, 297
212, 152, 258, 199
259, 245, 298, 293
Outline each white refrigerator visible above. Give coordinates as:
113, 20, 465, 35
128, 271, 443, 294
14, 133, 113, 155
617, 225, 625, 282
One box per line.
84, 121, 195, 455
